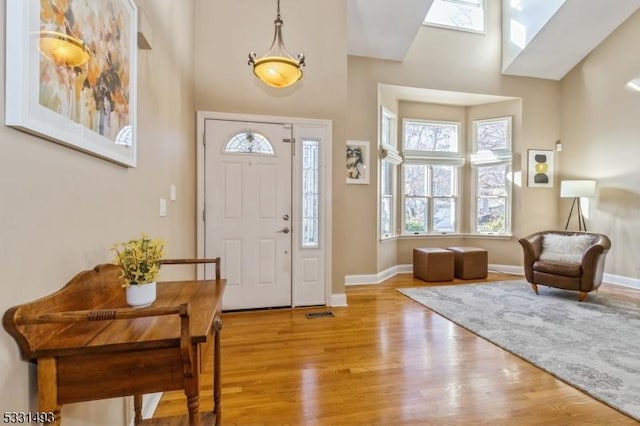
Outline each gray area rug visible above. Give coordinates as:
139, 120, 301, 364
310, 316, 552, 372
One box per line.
399, 281, 640, 420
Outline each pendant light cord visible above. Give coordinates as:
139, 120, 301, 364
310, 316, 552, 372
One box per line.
276, 0, 281, 20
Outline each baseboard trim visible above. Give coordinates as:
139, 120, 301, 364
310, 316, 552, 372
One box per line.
330, 293, 348, 307
345, 264, 413, 286
345, 264, 640, 291
345, 263, 523, 286
604, 273, 640, 290
488, 264, 524, 276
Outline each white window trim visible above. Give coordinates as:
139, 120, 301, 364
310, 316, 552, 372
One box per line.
379, 106, 397, 240
471, 116, 513, 236
400, 118, 462, 236
400, 162, 460, 236
402, 118, 463, 158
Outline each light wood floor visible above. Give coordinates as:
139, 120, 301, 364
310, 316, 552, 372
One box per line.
154, 274, 639, 425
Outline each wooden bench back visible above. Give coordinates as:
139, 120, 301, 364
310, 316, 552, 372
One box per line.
3, 264, 124, 360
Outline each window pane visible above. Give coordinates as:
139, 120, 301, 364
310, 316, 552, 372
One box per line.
432, 166, 455, 196
381, 114, 391, 147
404, 121, 458, 153
477, 197, 506, 234
302, 140, 319, 248
424, 0, 485, 33
225, 131, 274, 154
381, 197, 392, 236
405, 198, 428, 233
477, 165, 506, 196
433, 198, 455, 232
404, 164, 427, 196
476, 120, 509, 151
382, 161, 393, 196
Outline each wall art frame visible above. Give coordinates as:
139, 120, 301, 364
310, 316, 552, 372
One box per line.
527, 149, 554, 187
5, 0, 138, 167
346, 140, 370, 184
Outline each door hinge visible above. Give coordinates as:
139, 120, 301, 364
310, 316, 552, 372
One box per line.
202, 209, 206, 222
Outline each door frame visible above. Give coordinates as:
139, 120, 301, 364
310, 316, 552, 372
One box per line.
196, 110, 333, 307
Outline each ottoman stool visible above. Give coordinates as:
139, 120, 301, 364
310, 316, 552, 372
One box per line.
413, 248, 454, 282
447, 246, 488, 280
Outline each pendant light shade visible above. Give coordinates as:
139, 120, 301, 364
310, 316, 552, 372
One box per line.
248, 0, 305, 88
38, 31, 91, 67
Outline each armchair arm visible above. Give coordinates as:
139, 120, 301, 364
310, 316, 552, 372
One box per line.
519, 232, 543, 283
580, 234, 611, 292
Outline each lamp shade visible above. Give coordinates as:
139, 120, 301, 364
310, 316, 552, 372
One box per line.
248, 0, 305, 89
560, 180, 596, 198
251, 56, 302, 88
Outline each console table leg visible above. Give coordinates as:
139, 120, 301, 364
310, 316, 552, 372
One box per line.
133, 394, 142, 424
38, 358, 61, 426
186, 395, 200, 426
213, 318, 223, 426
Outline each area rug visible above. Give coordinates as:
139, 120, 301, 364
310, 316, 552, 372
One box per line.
399, 281, 640, 420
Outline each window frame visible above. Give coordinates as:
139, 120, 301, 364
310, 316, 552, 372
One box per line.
401, 162, 459, 235
224, 130, 275, 155
301, 138, 321, 248
423, 0, 487, 34
400, 119, 463, 236
379, 107, 397, 240
402, 118, 462, 159
471, 116, 513, 236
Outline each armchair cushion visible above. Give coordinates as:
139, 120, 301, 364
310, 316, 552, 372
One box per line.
533, 260, 581, 278
540, 233, 593, 265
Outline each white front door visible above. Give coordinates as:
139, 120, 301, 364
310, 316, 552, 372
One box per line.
204, 119, 292, 310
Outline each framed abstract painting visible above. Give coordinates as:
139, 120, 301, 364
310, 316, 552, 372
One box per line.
527, 149, 554, 187
5, 0, 138, 167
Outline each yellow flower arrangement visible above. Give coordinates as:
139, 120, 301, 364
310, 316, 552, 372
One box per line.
112, 233, 165, 287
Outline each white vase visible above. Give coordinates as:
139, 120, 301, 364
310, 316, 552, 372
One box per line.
125, 281, 157, 308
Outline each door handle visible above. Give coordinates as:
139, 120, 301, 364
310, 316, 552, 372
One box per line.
278, 227, 290, 234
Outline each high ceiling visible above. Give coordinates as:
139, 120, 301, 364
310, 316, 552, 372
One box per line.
347, 0, 640, 80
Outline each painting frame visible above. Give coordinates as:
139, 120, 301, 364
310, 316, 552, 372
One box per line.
346, 140, 370, 184
527, 149, 554, 188
5, 0, 138, 167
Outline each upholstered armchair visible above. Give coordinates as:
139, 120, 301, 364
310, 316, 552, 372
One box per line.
519, 230, 611, 302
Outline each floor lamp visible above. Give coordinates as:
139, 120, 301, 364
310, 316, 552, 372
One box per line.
560, 180, 596, 231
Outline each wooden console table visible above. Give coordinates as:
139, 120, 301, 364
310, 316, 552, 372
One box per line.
3, 261, 225, 426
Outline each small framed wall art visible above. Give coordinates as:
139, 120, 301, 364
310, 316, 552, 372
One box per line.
346, 140, 370, 184
527, 149, 554, 187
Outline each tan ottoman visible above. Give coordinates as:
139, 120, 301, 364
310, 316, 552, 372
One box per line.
413, 248, 454, 282
447, 246, 488, 279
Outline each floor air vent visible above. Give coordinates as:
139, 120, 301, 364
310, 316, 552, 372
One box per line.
305, 311, 335, 319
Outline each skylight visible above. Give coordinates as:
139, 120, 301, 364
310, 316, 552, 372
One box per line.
424, 0, 486, 33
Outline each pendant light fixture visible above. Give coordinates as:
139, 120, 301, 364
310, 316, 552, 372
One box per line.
248, 0, 305, 88
38, 31, 91, 68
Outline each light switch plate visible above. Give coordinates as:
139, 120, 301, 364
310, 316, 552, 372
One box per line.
160, 198, 167, 217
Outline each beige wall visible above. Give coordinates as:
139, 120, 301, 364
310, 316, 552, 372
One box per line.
193, 0, 348, 292
349, 0, 561, 277
560, 10, 640, 278
0, 1, 196, 424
